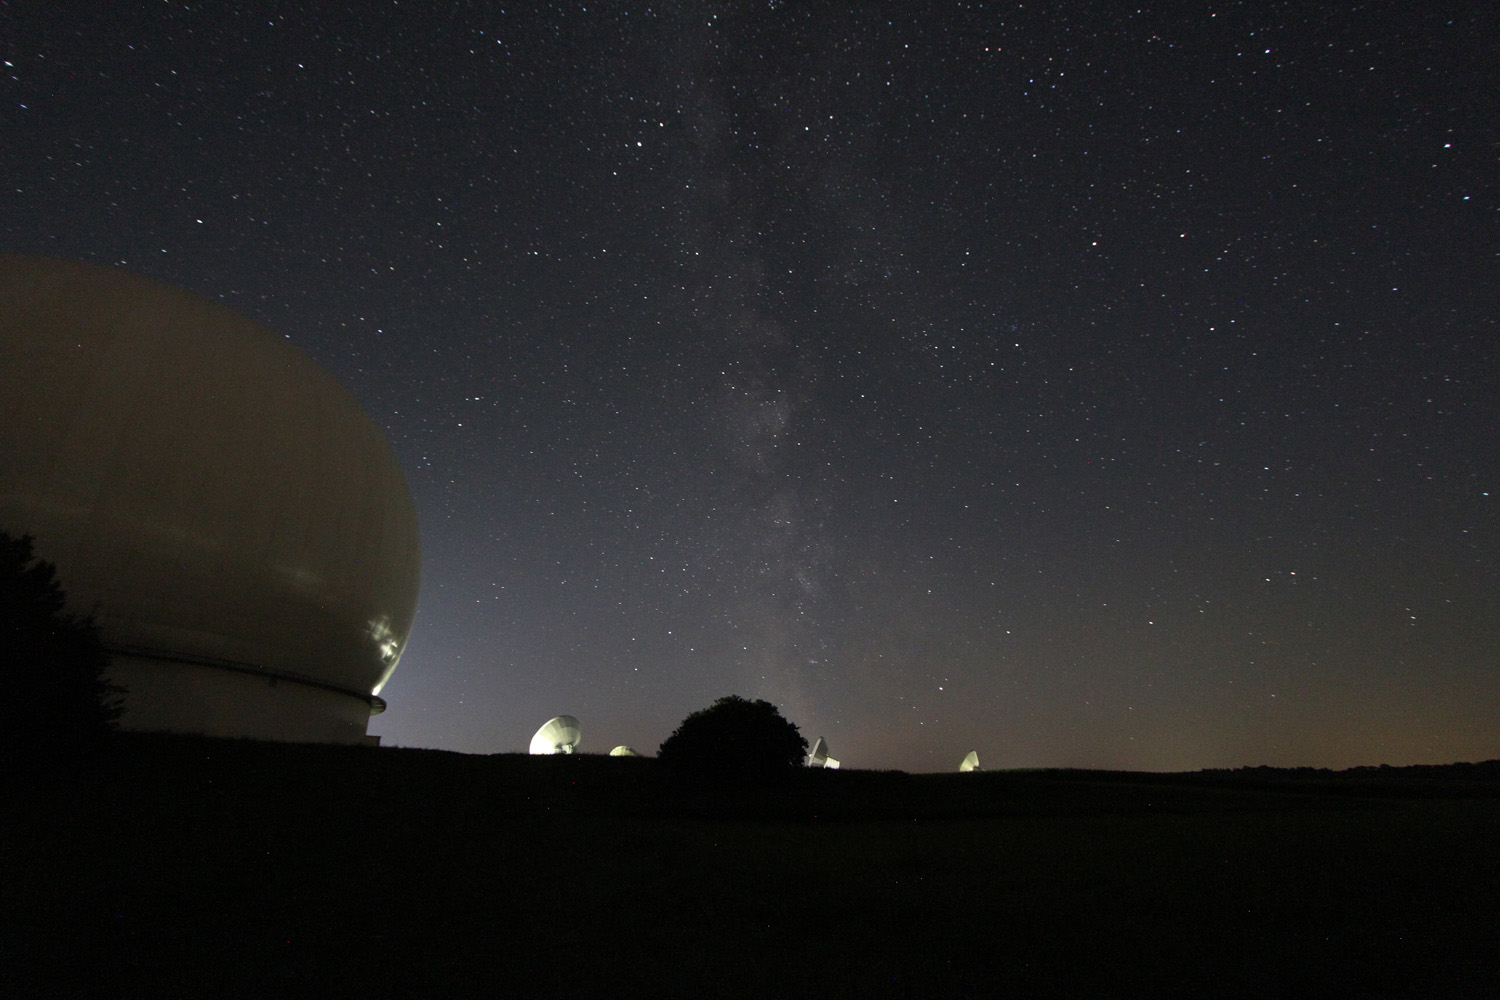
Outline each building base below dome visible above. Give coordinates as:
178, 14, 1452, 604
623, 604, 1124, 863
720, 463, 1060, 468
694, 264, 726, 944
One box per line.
107, 654, 380, 745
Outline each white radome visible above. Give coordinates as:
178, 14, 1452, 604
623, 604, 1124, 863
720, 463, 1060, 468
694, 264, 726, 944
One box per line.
0, 255, 421, 744
530, 716, 582, 755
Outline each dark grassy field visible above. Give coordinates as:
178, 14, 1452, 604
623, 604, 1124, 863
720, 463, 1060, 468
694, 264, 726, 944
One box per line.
4, 736, 1497, 999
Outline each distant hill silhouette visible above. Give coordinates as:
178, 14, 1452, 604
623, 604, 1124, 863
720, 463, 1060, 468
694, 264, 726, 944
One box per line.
5, 735, 1497, 1000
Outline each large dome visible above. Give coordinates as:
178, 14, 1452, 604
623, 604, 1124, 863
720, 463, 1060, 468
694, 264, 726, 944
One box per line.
0, 255, 420, 743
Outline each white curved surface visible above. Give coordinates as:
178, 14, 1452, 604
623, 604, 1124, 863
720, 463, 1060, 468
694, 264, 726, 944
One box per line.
806, 736, 840, 769
807, 736, 828, 767
529, 716, 581, 754
0, 255, 421, 741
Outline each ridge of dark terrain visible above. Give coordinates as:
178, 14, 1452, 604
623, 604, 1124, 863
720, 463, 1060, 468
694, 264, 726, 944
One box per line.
5, 734, 1497, 999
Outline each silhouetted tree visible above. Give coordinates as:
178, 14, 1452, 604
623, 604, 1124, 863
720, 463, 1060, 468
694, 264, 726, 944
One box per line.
658, 695, 808, 780
0, 530, 122, 764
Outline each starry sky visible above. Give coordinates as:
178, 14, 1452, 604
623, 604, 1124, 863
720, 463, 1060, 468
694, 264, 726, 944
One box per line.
3, 3, 1497, 772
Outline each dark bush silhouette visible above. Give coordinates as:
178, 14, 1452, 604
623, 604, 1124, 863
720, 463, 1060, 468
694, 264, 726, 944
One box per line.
658, 695, 808, 780
0, 530, 122, 763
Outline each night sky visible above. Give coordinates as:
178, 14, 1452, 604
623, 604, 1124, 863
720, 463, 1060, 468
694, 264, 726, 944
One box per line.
4, 3, 1496, 772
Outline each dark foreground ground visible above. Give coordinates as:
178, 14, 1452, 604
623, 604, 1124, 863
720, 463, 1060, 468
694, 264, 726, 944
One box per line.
4, 736, 1497, 999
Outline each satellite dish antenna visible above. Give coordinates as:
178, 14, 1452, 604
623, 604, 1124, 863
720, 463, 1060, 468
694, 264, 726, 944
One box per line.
807, 737, 841, 769
529, 716, 581, 755
959, 750, 982, 772
609, 745, 638, 756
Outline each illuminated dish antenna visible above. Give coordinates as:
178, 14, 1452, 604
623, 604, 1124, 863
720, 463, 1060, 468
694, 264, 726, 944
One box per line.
807, 736, 841, 769
959, 751, 982, 772
609, 745, 638, 756
529, 716, 582, 755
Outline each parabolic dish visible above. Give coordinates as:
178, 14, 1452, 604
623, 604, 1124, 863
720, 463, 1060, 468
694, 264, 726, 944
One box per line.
959, 751, 982, 772
807, 736, 829, 766
807, 736, 840, 769
529, 715, 582, 755
609, 745, 638, 756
